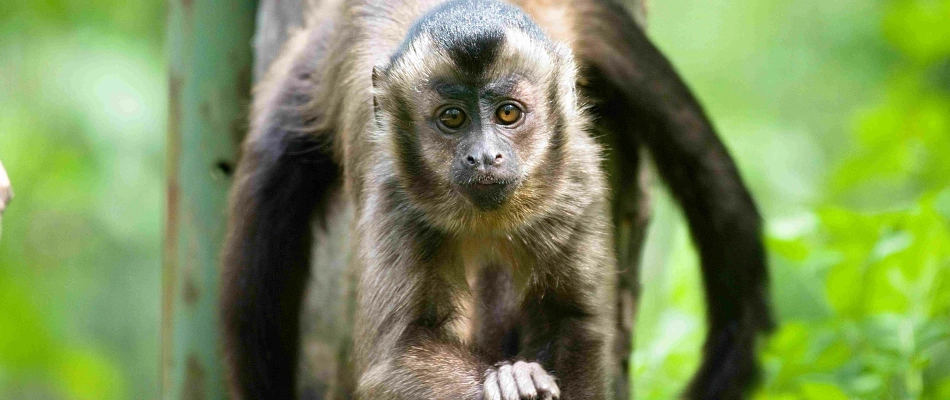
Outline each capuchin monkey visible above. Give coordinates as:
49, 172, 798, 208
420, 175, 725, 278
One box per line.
221, 0, 773, 399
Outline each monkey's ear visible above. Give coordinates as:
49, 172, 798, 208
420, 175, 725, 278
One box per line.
552, 44, 579, 118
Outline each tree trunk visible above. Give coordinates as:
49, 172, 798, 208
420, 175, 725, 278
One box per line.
162, 0, 257, 399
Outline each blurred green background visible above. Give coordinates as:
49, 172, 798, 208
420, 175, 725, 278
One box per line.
0, 0, 947, 398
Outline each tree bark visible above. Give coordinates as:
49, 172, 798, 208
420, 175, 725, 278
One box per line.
162, 0, 256, 399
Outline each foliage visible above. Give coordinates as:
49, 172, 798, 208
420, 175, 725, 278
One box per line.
635, 0, 950, 398
0, 0, 164, 398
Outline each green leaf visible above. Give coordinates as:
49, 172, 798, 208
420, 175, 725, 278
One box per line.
799, 382, 850, 400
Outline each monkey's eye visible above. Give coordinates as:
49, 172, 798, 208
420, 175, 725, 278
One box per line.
496, 104, 522, 125
438, 107, 467, 130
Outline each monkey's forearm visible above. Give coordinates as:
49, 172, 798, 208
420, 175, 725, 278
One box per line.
357, 333, 487, 400
354, 230, 488, 399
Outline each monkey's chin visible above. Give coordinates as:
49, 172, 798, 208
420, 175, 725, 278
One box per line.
460, 181, 519, 212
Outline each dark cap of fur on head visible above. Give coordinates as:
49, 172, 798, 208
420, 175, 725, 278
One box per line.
389, 0, 553, 77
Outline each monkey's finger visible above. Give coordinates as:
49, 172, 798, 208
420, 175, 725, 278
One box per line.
511, 361, 538, 399
548, 379, 561, 400
529, 364, 560, 399
497, 364, 520, 400
484, 369, 502, 400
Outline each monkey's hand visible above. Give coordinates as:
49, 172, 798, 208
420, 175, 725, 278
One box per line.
483, 361, 560, 400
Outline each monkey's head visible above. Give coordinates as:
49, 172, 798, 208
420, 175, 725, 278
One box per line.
373, 0, 585, 232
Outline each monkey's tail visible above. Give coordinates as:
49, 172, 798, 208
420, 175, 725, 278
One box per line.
574, 2, 775, 398
221, 21, 340, 399
684, 212, 775, 400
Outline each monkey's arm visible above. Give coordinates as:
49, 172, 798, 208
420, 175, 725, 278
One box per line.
220, 26, 338, 399
357, 327, 488, 400
353, 224, 488, 400
577, 3, 774, 398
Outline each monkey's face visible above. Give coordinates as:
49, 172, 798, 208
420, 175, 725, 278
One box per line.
427, 79, 535, 211
375, 29, 581, 230
377, 74, 542, 211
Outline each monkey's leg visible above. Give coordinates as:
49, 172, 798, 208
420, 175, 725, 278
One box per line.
220, 24, 338, 399
576, 3, 774, 399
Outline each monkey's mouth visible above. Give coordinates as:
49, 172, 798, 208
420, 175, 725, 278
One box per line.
473, 177, 514, 186
459, 175, 520, 211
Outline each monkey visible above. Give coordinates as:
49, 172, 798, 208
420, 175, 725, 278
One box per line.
221, 0, 773, 399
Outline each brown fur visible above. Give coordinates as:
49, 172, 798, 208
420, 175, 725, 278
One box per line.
222, 1, 773, 399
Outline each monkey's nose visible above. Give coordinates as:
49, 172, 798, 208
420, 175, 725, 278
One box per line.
466, 153, 504, 169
